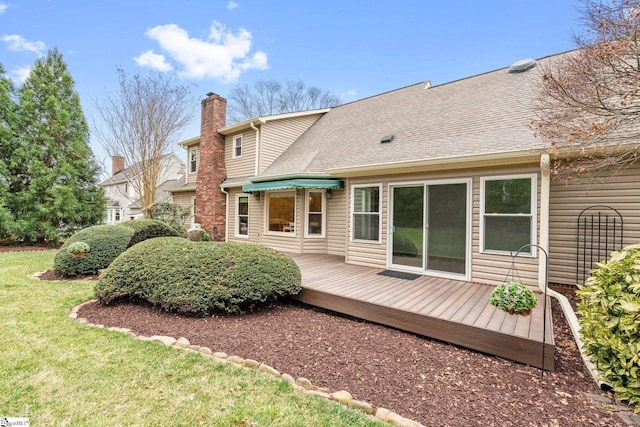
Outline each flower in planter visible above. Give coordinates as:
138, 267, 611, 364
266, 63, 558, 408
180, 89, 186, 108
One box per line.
67, 241, 91, 257
490, 281, 538, 315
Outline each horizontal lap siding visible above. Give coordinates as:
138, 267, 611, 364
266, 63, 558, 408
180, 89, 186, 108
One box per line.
346, 165, 541, 286
259, 115, 324, 173
225, 132, 256, 178
172, 191, 195, 229
471, 165, 540, 287
226, 188, 260, 244
549, 164, 640, 285
327, 188, 347, 257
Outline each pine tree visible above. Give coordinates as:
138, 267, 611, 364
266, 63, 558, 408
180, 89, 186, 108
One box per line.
12, 48, 104, 244
0, 63, 16, 238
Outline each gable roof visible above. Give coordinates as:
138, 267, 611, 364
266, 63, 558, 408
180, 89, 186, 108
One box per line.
256, 54, 559, 180
219, 108, 331, 135
100, 153, 183, 186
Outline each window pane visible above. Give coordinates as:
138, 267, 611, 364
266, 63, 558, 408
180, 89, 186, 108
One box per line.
484, 216, 531, 252
308, 192, 322, 213
268, 193, 295, 232
484, 178, 531, 214
354, 187, 379, 213
238, 196, 248, 215
354, 213, 379, 241
308, 213, 322, 235
239, 216, 248, 235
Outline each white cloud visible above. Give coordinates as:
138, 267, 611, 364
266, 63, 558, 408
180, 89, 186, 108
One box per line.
341, 89, 357, 100
2, 34, 46, 55
133, 50, 173, 72
138, 21, 268, 82
10, 65, 32, 84
227, 1, 239, 10
0, 3, 9, 14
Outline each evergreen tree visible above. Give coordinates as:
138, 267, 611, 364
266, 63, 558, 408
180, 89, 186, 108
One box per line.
12, 48, 104, 244
0, 63, 16, 238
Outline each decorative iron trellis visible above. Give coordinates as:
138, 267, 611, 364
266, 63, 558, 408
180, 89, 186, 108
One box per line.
576, 205, 623, 286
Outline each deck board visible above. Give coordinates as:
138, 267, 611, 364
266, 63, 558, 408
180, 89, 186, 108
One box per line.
287, 253, 555, 370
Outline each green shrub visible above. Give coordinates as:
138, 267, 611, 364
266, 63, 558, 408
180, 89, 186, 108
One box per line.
578, 244, 640, 413
54, 225, 134, 276
67, 241, 90, 255
122, 219, 181, 247
490, 281, 538, 314
95, 238, 302, 316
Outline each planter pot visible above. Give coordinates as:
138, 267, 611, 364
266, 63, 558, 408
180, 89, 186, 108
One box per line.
507, 308, 532, 316
71, 252, 88, 258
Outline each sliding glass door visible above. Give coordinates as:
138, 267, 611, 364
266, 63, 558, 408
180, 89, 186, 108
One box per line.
390, 181, 468, 277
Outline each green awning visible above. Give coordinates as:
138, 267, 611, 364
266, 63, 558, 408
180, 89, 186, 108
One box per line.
242, 179, 344, 193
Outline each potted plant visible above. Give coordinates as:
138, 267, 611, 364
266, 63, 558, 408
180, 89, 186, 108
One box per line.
490, 281, 538, 315
67, 241, 91, 258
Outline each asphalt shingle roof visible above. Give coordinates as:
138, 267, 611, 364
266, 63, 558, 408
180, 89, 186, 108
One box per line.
259, 55, 554, 179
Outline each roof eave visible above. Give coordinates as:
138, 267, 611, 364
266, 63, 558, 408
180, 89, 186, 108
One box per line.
218, 109, 331, 135
326, 150, 543, 177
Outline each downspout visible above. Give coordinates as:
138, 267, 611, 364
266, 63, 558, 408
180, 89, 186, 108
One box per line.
250, 121, 260, 176
220, 186, 229, 242
539, 153, 600, 385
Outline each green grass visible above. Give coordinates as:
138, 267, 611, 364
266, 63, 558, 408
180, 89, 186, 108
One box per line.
0, 251, 384, 426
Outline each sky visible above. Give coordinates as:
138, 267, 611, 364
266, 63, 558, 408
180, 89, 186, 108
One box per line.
0, 0, 584, 170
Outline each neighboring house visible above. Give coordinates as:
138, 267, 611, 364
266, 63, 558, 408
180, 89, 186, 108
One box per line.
101, 153, 184, 223
180, 54, 640, 287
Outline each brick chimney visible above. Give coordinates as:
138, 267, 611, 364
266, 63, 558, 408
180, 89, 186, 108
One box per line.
112, 155, 125, 176
196, 92, 227, 241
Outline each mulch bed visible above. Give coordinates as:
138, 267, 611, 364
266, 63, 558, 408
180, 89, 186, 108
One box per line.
77, 288, 629, 426
0, 244, 53, 253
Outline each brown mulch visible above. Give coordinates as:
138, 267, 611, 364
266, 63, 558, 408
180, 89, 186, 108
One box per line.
77, 287, 628, 426
0, 244, 53, 253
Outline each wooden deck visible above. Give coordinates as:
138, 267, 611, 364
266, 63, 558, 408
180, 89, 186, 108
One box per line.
287, 254, 555, 371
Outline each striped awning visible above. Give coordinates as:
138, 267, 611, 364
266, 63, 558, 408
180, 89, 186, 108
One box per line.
242, 178, 344, 193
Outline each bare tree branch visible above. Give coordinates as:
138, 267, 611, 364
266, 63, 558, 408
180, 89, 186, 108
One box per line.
92, 68, 195, 210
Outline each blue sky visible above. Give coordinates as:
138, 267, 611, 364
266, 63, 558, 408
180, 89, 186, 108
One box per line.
1, 0, 583, 166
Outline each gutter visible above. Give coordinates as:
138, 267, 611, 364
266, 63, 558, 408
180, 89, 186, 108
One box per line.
219, 185, 229, 242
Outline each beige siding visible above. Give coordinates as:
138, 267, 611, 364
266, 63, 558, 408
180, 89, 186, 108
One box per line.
327, 188, 347, 257
259, 114, 324, 173
225, 132, 256, 179
186, 146, 199, 184
171, 191, 196, 229
345, 165, 542, 286
549, 164, 640, 285
225, 188, 260, 244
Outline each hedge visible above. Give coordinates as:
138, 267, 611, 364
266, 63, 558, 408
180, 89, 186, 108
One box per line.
95, 238, 302, 316
54, 225, 134, 276
578, 244, 640, 413
122, 219, 181, 247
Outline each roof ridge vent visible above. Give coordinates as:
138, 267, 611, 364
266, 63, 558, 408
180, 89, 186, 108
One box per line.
508, 58, 536, 73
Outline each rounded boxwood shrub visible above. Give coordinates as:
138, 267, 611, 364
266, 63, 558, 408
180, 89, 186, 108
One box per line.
122, 219, 181, 247
54, 225, 134, 276
577, 244, 640, 412
95, 238, 302, 316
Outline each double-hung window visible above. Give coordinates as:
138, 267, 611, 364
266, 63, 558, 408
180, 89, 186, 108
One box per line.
233, 135, 242, 158
189, 148, 198, 173
481, 174, 536, 255
305, 190, 325, 238
351, 185, 381, 242
237, 195, 249, 237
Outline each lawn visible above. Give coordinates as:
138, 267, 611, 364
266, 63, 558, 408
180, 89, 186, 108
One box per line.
0, 250, 384, 426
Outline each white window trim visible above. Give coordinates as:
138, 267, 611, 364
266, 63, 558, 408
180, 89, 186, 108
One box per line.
191, 196, 197, 224
480, 173, 537, 257
304, 189, 326, 238
350, 183, 382, 244
265, 190, 297, 237
233, 134, 243, 158
188, 147, 198, 174
235, 194, 249, 239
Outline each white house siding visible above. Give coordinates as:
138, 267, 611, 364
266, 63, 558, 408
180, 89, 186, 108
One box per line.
259, 114, 324, 174
225, 131, 256, 178
345, 164, 542, 286
326, 188, 347, 257
548, 163, 640, 285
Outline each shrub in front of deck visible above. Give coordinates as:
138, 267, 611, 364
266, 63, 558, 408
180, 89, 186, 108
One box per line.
122, 219, 181, 247
94, 238, 302, 316
54, 225, 134, 276
577, 244, 640, 413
